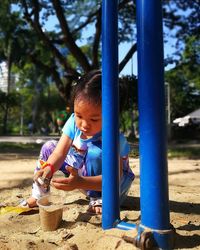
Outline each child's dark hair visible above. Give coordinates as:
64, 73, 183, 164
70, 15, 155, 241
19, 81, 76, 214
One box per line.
71, 70, 102, 106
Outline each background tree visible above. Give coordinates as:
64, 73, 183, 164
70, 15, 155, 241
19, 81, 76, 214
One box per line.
0, 2, 25, 133
2, 0, 197, 101
0, 90, 20, 134
165, 35, 200, 121
0, 0, 199, 135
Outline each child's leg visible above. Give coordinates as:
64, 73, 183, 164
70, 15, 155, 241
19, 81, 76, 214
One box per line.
86, 172, 133, 214
83, 147, 134, 213
119, 172, 134, 205
32, 140, 58, 198
26, 140, 58, 207
83, 146, 102, 198
79, 146, 102, 213
38, 140, 58, 161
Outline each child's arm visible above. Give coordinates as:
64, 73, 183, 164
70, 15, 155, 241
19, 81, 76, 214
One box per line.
51, 158, 124, 192
47, 133, 72, 171
34, 134, 72, 181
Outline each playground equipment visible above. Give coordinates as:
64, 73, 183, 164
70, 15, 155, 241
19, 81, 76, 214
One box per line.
102, 1, 174, 249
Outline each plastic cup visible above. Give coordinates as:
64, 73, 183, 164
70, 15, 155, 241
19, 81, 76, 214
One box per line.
37, 194, 63, 231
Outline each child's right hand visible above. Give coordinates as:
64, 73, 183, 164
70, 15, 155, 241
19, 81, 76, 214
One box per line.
33, 166, 52, 185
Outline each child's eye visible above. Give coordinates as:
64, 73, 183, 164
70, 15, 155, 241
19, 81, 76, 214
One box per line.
76, 114, 82, 119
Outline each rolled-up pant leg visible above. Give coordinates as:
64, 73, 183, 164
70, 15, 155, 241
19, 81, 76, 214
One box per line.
32, 140, 58, 199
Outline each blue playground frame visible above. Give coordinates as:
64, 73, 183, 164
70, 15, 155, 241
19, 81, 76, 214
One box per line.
102, 1, 174, 249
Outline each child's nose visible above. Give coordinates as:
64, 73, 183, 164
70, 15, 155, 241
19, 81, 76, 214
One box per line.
82, 120, 90, 129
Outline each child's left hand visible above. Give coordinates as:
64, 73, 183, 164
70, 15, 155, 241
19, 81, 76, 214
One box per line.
51, 166, 79, 191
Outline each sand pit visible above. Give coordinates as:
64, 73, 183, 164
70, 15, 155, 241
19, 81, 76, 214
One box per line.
0, 153, 199, 249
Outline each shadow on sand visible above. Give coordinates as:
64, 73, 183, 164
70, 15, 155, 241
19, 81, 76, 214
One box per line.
121, 196, 200, 249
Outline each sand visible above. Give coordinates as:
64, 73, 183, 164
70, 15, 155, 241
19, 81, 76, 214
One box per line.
0, 152, 199, 250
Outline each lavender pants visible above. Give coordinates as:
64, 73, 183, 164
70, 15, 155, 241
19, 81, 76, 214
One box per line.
32, 140, 133, 204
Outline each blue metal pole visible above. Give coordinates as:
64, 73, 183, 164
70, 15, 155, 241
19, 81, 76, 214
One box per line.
136, 0, 173, 248
102, 0, 120, 229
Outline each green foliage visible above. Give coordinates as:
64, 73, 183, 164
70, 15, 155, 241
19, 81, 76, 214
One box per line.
119, 75, 138, 112
0, 142, 41, 156
181, 36, 200, 89
165, 35, 200, 120
0, 0, 199, 135
0, 90, 20, 110
1, 0, 197, 102
119, 75, 138, 137
0, 90, 21, 134
0, 141, 198, 159
168, 147, 200, 159
129, 143, 200, 159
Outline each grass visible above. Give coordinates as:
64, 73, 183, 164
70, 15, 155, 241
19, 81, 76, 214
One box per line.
0, 142, 41, 156
167, 147, 200, 159
0, 142, 199, 159
129, 143, 200, 159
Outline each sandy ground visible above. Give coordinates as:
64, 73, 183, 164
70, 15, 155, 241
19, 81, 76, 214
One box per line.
0, 152, 199, 250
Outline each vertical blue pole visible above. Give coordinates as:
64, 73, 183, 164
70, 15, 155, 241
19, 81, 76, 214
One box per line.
136, 0, 171, 242
102, 0, 120, 229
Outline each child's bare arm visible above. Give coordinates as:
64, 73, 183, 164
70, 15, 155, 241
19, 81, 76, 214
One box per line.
34, 134, 72, 181
47, 133, 72, 171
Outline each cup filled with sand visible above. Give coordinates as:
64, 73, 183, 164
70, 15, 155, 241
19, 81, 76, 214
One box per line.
37, 194, 64, 231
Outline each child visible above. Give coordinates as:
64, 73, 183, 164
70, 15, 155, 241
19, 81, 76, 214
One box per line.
22, 70, 134, 214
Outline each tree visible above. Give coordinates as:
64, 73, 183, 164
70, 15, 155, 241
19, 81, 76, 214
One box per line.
0, 90, 20, 133
163, 1, 199, 66
0, 1, 29, 133
165, 35, 200, 121
0, 0, 199, 135
2, 0, 196, 103
11, 0, 137, 103
181, 35, 200, 89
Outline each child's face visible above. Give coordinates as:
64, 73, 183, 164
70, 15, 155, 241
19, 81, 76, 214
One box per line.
74, 99, 102, 137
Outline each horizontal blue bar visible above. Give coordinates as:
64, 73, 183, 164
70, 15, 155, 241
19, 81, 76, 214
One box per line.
115, 221, 137, 230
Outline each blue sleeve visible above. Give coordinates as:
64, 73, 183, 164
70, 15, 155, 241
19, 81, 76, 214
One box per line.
119, 133, 130, 156
62, 113, 76, 140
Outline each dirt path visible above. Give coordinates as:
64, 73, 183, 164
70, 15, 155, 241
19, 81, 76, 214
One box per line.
0, 154, 199, 249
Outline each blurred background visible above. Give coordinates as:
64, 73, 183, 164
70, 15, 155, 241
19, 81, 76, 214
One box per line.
0, 1, 199, 142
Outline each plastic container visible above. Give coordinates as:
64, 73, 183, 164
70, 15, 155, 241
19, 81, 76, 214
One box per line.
37, 194, 63, 231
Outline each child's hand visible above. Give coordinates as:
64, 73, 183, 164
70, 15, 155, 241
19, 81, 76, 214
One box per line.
33, 166, 52, 184
51, 166, 79, 191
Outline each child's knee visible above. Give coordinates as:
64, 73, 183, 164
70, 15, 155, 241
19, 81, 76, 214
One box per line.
39, 140, 57, 161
